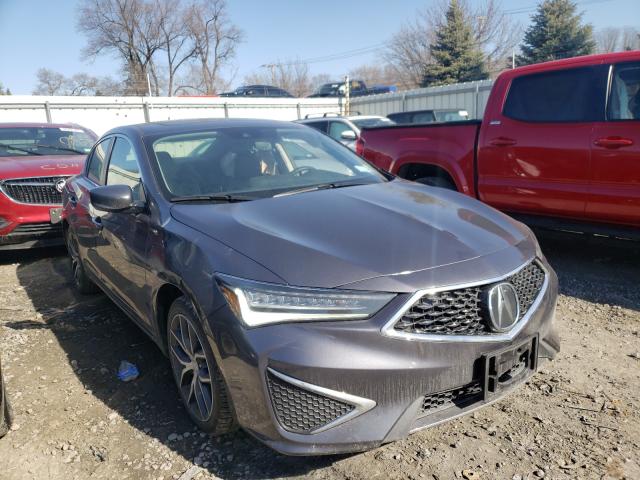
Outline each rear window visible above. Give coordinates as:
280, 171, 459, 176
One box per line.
503, 66, 608, 122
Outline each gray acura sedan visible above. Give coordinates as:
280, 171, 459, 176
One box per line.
62, 119, 559, 455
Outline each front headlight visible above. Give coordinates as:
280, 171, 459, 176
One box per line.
216, 273, 396, 327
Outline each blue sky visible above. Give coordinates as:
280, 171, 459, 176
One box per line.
0, 0, 638, 94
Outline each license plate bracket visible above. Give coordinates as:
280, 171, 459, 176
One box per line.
483, 335, 538, 400
50, 207, 63, 224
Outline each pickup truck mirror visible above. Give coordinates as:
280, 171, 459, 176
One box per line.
341, 130, 357, 141
90, 184, 143, 213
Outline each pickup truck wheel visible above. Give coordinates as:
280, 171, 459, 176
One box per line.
416, 176, 457, 191
167, 297, 237, 435
65, 229, 100, 295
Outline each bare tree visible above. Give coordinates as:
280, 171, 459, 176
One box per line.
33, 68, 68, 95
621, 27, 640, 51
596, 27, 621, 53
77, 0, 164, 95
186, 0, 243, 95
244, 60, 314, 97
348, 64, 397, 87
155, 0, 198, 95
385, 0, 521, 89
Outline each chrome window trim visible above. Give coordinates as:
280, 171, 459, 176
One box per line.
0, 175, 72, 206
381, 259, 548, 343
267, 367, 376, 434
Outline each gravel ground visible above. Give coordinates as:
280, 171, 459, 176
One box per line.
0, 230, 638, 480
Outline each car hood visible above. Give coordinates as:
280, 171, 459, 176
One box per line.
0, 154, 85, 179
170, 181, 534, 291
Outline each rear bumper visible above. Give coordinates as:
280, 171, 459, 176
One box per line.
209, 260, 560, 455
0, 193, 63, 249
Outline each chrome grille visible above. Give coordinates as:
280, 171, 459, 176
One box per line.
266, 371, 354, 434
1, 176, 68, 205
393, 261, 546, 336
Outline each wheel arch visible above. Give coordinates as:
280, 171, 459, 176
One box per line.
396, 163, 460, 191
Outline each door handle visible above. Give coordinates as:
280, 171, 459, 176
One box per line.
594, 137, 634, 149
489, 137, 517, 147
91, 216, 103, 230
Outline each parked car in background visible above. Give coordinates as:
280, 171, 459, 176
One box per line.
387, 109, 470, 125
296, 113, 394, 150
308, 80, 395, 98
63, 118, 558, 455
0, 356, 11, 438
220, 85, 294, 98
359, 51, 640, 238
0, 123, 97, 249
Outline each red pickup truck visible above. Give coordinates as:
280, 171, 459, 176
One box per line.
358, 51, 640, 237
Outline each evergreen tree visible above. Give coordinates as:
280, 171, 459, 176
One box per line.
421, 0, 488, 87
517, 0, 595, 66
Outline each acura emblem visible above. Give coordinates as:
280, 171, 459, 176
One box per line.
55, 179, 66, 193
486, 282, 520, 332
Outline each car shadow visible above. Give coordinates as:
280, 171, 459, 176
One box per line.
534, 229, 640, 311
7, 247, 340, 479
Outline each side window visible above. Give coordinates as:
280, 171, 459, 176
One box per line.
328, 121, 353, 140
414, 112, 436, 123
107, 137, 143, 200
503, 66, 608, 122
87, 138, 113, 184
608, 62, 640, 120
304, 121, 328, 133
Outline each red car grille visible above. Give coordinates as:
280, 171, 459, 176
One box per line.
0, 176, 69, 205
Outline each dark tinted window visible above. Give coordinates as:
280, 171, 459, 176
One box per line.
303, 121, 328, 133
503, 66, 608, 122
87, 138, 113, 184
608, 62, 640, 120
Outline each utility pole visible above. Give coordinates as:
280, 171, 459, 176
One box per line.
260, 64, 277, 84
344, 75, 350, 116
512, 50, 516, 69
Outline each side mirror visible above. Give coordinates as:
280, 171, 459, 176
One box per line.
90, 184, 141, 213
341, 130, 357, 141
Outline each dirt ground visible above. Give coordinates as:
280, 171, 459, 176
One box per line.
0, 230, 638, 480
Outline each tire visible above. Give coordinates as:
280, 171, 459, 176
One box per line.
65, 228, 100, 295
416, 176, 457, 191
167, 297, 237, 435
0, 374, 11, 438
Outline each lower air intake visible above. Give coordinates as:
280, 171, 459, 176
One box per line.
419, 382, 483, 416
266, 370, 355, 434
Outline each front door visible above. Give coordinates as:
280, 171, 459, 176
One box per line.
588, 61, 640, 227
478, 65, 609, 220
95, 136, 152, 326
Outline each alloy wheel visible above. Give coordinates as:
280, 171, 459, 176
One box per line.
169, 314, 214, 421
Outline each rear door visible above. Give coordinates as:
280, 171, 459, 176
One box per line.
94, 135, 152, 325
478, 65, 609, 219
588, 61, 640, 226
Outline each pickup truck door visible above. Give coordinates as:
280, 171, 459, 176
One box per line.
478, 65, 609, 220
588, 61, 640, 227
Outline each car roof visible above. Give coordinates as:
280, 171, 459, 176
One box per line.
105, 118, 305, 137
0, 122, 89, 129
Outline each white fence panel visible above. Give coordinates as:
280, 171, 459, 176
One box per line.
0, 96, 340, 135
350, 80, 494, 119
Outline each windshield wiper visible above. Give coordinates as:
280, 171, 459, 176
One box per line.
273, 181, 371, 198
33, 144, 86, 155
171, 194, 253, 203
0, 143, 42, 155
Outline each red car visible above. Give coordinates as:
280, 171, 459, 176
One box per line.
358, 51, 640, 237
0, 123, 97, 249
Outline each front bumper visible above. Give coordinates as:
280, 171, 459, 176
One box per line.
209, 260, 560, 456
0, 193, 64, 249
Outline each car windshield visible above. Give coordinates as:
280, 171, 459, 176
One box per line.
351, 118, 395, 128
149, 125, 386, 199
0, 127, 95, 157
316, 83, 342, 96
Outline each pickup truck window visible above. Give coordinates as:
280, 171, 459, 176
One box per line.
503, 65, 608, 123
608, 62, 640, 120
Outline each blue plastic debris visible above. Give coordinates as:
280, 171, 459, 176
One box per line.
117, 361, 139, 382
